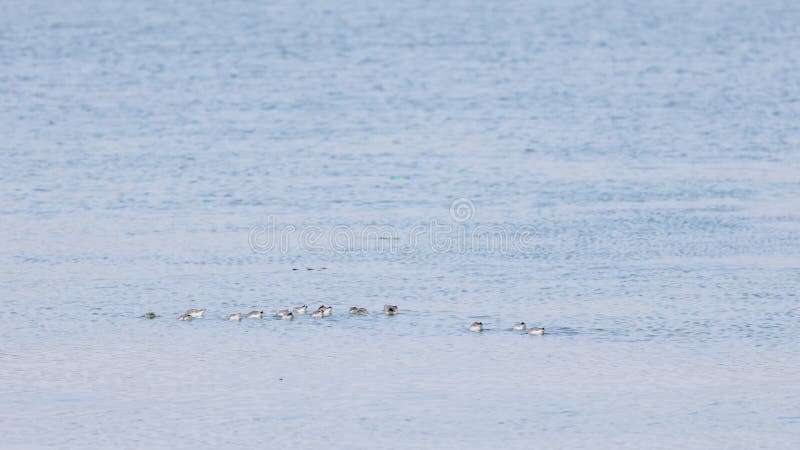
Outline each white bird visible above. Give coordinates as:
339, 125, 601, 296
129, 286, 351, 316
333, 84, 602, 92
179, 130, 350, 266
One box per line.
469, 322, 483, 332
282, 312, 294, 320
311, 310, 324, 318
349, 307, 368, 315
247, 310, 263, 319
178, 313, 192, 321
275, 309, 291, 317
384, 304, 398, 315
528, 327, 545, 335
318, 305, 332, 317
228, 313, 242, 321
293, 305, 308, 314
186, 308, 206, 318
512, 322, 526, 331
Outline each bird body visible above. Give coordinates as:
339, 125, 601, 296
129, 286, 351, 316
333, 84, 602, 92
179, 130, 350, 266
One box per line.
186, 308, 206, 318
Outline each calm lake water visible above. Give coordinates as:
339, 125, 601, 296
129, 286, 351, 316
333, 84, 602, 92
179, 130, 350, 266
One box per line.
2, 0, 799, 448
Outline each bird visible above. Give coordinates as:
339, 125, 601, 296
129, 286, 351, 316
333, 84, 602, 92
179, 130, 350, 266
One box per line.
281, 312, 294, 320
469, 322, 483, 332
384, 304, 398, 315
311, 310, 324, 318
293, 305, 308, 314
178, 313, 192, 321
228, 313, 242, 321
275, 309, 291, 317
349, 307, 368, 315
528, 327, 545, 335
512, 322, 526, 331
144, 312, 157, 319
246, 310, 263, 319
186, 308, 206, 318
316, 305, 332, 317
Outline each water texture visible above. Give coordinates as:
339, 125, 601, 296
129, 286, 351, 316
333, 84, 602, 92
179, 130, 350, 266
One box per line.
1, 0, 799, 448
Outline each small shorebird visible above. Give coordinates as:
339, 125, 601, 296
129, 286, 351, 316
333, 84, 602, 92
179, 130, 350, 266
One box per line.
384, 304, 398, 315
186, 308, 206, 318
246, 310, 263, 319
228, 313, 242, 321
311, 310, 324, 318
469, 322, 483, 332
178, 313, 192, 321
293, 305, 308, 314
512, 322, 526, 331
349, 307, 368, 315
144, 312, 157, 319
528, 327, 545, 335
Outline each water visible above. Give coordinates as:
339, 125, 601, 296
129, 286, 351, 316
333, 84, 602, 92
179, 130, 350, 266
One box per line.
2, 0, 800, 448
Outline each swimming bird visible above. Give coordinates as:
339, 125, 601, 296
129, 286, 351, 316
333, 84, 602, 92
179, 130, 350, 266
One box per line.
246, 310, 263, 319
186, 308, 206, 318
528, 327, 545, 335
275, 309, 291, 317
349, 307, 368, 315
384, 304, 398, 315
144, 312, 157, 319
293, 305, 308, 314
311, 310, 324, 318
229, 313, 242, 321
317, 305, 332, 316
178, 313, 192, 321
512, 322, 526, 331
469, 322, 483, 332
282, 312, 294, 320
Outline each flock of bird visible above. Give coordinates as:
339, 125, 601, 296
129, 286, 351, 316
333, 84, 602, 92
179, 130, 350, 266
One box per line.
144, 305, 544, 334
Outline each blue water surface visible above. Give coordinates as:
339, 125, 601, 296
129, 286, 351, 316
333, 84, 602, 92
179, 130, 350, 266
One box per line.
1, 1, 799, 448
